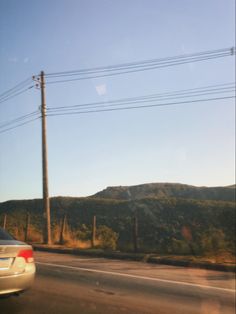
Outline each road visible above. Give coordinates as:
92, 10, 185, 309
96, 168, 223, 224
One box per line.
0, 251, 235, 314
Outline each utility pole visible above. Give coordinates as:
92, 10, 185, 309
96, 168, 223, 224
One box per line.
40, 71, 52, 245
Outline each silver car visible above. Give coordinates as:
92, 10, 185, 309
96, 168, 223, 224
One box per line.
0, 227, 35, 296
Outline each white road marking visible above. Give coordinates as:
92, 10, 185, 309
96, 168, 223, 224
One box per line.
38, 258, 99, 262
70, 258, 101, 262
36, 261, 235, 293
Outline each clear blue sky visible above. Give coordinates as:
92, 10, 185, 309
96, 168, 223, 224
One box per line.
0, 0, 235, 202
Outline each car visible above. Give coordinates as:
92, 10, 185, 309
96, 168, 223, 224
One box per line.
0, 227, 35, 296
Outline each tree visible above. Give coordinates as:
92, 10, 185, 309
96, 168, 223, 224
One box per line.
97, 225, 118, 250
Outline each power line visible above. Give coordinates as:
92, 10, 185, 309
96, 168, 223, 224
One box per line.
0, 116, 40, 134
46, 54, 230, 78
45, 47, 234, 77
2, 89, 233, 134
41, 47, 235, 84
0, 77, 32, 100
0, 85, 34, 104
1, 47, 234, 133
47, 90, 235, 112
45, 54, 233, 84
0, 110, 40, 129
47, 83, 235, 112
1, 83, 233, 126
1, 47, 234, 103
46, 95, 235, 117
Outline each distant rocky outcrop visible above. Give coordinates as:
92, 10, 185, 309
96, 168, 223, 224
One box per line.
92, 182, 235, 202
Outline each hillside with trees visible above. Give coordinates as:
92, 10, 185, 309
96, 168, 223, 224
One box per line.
0, 183, 235, 256
92, 182, 235, 201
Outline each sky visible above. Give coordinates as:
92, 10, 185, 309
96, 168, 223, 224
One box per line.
0, 0, 235, 202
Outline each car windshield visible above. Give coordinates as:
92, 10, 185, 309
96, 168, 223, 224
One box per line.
0, 1, 235, 314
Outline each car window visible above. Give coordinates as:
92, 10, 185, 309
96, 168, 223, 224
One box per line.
0, 227, 14, 240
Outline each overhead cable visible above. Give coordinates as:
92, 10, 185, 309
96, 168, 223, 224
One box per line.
0, 117, 40, 134
47, 83, 235, 112
0, 110, 40, 129
0, 85, 34, 104
41, 47, 235, 84
46, 95, 235, 117
45, 47, 234, 77
0, 77, 32, 101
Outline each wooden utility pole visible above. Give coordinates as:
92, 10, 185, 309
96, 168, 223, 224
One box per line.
40, 71, 51, 244
24, 212, 30, 242
3, 214, 7, 229
92, 215, 96, 248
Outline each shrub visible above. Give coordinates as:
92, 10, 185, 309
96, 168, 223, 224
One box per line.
97, 225, 118, 250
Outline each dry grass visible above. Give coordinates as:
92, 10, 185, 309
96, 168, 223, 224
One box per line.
154, 252, 236, 265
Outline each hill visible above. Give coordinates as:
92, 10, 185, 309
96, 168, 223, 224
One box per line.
92, 183, 235, 202
0, 183, 235, 255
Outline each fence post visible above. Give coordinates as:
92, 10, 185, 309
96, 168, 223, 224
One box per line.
92, 215, 96, 248
59, 214, 67, 245
3, 214, 7, 229
133, 211, 138, 252
24, 212, 30, 242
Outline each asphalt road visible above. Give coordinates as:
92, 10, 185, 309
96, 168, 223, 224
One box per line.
0, 251, 235, 314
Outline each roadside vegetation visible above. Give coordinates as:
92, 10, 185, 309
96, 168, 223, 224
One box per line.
0, 194, 235, 263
